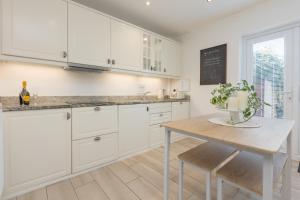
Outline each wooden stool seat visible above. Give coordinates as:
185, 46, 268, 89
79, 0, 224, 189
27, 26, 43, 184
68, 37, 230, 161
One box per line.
178, 142, 237, 171
216, 151, 287, 197
178, 142, 237, 200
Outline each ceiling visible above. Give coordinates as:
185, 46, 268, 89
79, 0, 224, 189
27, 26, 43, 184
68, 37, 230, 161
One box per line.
73, 0, 265, 39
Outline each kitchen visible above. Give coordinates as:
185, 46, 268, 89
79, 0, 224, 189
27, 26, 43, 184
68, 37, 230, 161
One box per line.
0, 0, 300, 200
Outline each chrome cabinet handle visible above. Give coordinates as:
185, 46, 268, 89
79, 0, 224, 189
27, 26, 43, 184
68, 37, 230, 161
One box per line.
94, 107, 101, 111
63, 51, 68, 58
67, 112, 71, 120
94, 136, 101, 141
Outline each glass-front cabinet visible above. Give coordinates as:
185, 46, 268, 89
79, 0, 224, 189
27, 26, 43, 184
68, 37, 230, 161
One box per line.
142, 33, 163, 73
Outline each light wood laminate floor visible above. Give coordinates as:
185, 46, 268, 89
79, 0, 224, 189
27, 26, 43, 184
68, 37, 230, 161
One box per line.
9, 138, 300, 200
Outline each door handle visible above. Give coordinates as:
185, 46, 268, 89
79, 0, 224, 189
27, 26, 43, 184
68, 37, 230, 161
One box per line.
94, 107, 101, 111
67, 112, 71, 120
94, 136, 101, 141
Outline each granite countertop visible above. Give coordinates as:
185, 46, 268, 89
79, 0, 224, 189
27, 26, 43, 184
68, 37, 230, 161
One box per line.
0, 96, 190, 112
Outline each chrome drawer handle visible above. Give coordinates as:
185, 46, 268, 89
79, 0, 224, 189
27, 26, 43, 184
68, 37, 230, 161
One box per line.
94, 137, 101, 141
94, 107, 101, 111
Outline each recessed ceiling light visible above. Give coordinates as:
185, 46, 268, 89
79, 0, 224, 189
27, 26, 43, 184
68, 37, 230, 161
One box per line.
146, 1, 151, 6
207, 0, 213, 2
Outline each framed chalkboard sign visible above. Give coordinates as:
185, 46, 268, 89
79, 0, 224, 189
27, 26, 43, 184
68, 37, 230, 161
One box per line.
200, 44, 227, 85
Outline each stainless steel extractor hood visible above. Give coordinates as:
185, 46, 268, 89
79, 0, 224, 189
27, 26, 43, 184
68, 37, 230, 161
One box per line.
65, 63, 110, 72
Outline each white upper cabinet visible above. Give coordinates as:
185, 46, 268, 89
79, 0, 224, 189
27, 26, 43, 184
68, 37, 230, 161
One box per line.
142, 33, 163, 74
162, 39, 181, 77
1, 0, 68, 62
111, 19, 142, 71
68, 2, 111, 67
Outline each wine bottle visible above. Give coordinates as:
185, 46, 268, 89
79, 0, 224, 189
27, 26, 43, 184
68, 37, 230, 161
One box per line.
20, 81, 30, 106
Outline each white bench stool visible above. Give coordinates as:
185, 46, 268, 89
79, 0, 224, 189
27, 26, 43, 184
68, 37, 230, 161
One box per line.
178, 142, 237, 200
216, 151, 287, 200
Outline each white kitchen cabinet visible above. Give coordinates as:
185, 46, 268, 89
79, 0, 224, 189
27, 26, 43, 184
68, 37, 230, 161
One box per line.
68, 2, 111, 67
3, 109, 71, 196
111, 19, 142, 71
72, 106, 118, 140
162, 39, 181, 76
142, 33, 163, 74
119, 104, 149, 156
72, 133, 118, 173
149, 125, 165, 147
171, 102, 190, 140
1, 0, 68, 62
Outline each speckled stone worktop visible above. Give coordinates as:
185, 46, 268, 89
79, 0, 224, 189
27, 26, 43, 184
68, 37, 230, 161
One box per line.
0, 96, 190, 112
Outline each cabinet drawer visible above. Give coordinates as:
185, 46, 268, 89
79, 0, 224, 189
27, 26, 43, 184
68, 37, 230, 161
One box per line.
72, 106, 118, 140
171, 102, 190, 121
149, 103, 171, 114
149, 125, 164, 147
150, 112, 171, 125
72, 133, 118, 173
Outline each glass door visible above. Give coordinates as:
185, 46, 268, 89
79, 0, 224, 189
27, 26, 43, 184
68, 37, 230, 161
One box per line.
142, 33, 163, 73
244, 29, 294, 119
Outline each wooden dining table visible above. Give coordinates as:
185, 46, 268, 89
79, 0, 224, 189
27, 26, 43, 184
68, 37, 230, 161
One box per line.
161, 113, 294, 200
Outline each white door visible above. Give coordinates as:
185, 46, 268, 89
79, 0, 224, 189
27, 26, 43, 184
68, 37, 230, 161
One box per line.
244, 27, 300, 159
3, 109, 71, 195
118, 104, 149, 156
111, 19, 142, 71
244, 29, 294, 119
162, 40, 181, 76
2, 0, 68, 62
68, 2, 111, 67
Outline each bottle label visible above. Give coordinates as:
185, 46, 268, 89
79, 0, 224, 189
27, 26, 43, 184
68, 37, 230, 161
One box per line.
23, 96, 30, 103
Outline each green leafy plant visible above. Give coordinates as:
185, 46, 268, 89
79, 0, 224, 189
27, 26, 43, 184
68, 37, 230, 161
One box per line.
210, 80, 271, 122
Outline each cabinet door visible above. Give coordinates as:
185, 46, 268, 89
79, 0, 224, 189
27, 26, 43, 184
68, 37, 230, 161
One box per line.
68, 2, 110, 67
149, 125, 164, 147
72, 133, 118, 173
172, 102, 190, 121
111, 19, 142, 71
4, 109, 71, 195
2, 0, 68, 62
142, 33, 163, 73
119, 104, 149, 156
171, 102, 190, 140
72, 106, 118, 140
162, 40, 181, 76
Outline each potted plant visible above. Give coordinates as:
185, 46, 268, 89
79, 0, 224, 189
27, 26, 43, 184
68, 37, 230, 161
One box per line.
210, 80, 270, 124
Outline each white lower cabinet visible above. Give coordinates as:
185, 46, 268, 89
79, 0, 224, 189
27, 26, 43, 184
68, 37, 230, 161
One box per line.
72, 106, 118, 140
171, 102, 190, 140
3, 109, 71, 196
118, 104, 149, 157
149, 103, 172, 147
2, 101, 190, 198
149, 125, 165, 147
72, 133, 118, 173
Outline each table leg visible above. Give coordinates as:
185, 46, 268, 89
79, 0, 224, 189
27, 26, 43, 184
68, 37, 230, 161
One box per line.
283, 131, 292, 200
164, 129, 171, 200
263, 154, 274, 200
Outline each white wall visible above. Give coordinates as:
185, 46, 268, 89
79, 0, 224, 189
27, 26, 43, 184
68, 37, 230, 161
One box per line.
182, 0, 300, 117
0, 61, 170, 97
